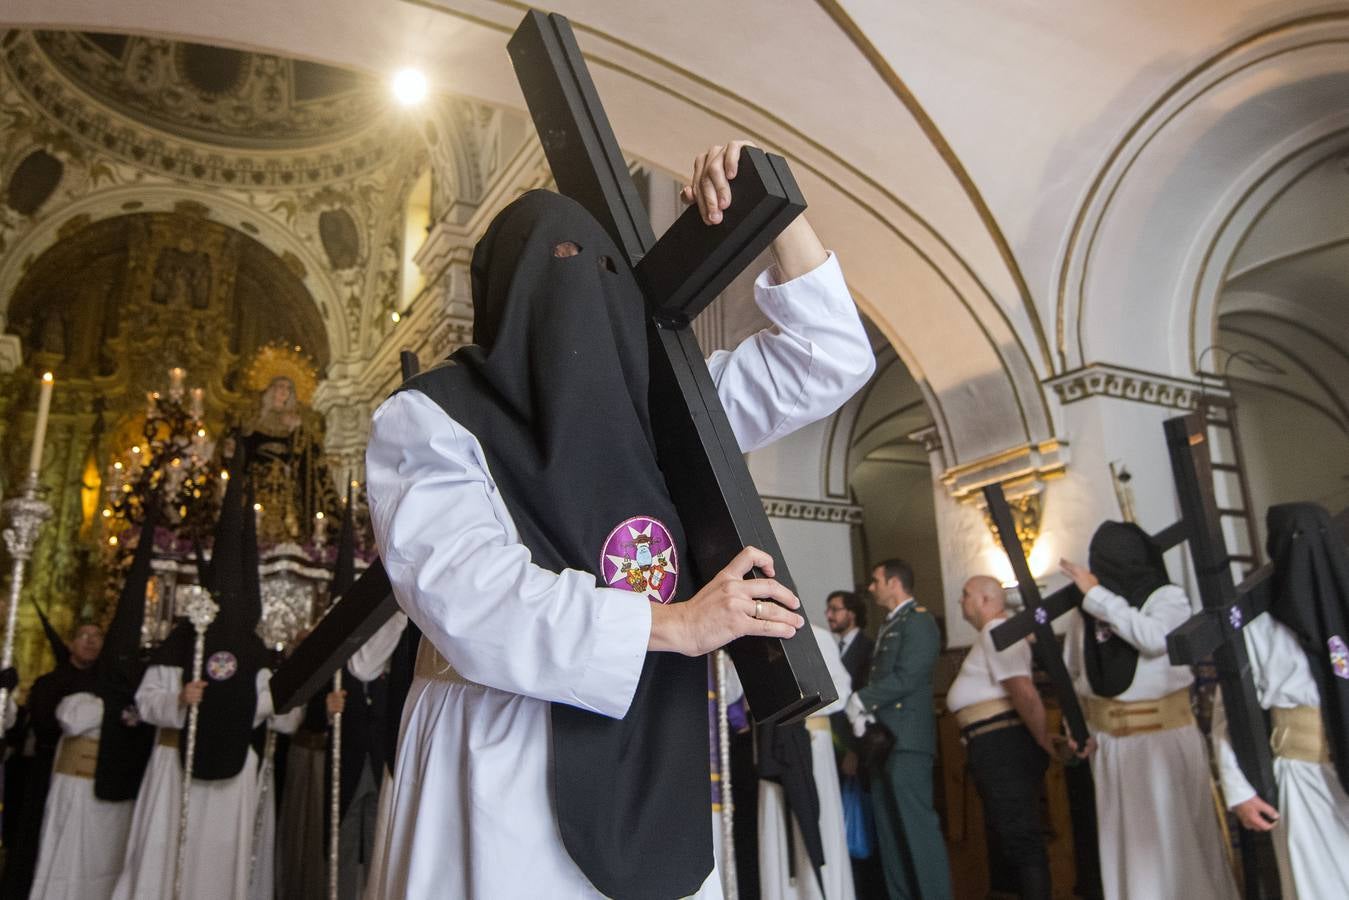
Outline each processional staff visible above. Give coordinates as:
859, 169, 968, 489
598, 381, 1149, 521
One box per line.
174, 587, 220, 900
713, 650, 737, 900
329, 669, 343, 900
1, 373, 56, 718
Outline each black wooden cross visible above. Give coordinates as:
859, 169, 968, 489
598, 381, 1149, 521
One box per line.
982, 483, 1090, 748
276, 10, 836, 723
506, 10, 832, 723
1161, 412, 1281, 900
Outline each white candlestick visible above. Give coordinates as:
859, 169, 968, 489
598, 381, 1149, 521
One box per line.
169, 367, 185, 399
190, 387, 204, 419
27, 372, 54, 477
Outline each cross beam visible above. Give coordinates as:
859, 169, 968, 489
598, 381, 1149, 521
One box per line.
507, 10, 833, 724
982, 483, 1090, 747
1161, 412, 1277, 900
991, 519, 1187, 652
1162, 413, 1276, 803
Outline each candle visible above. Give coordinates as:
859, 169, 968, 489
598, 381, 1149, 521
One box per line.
190, 387, 204, 419
168, 367, 185, 400
27, 372, 54, 476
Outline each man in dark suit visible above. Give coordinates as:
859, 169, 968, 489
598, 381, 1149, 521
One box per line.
827, 589, 884, 894
827, 590, 874, 691
847, 559, 951, 900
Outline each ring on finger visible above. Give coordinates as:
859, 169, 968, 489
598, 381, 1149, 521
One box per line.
753, 600, 764, 620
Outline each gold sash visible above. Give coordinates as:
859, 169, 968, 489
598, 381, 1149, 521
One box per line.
1085, 688, 1194, 738
1270, 706, 1330, 764
413, 642, 481, 688
952, 696, 1014, 730
157, 727, 180, 749
53, 735, 99, 779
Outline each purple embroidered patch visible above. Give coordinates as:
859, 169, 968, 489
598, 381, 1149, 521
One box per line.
1094, 619, 1116, 644
1228, 606, 1244, 631
601, 515, 678, 604
1034, 607, 1049, 626
206, 650, 238, 682
1330, 636, 1349, 680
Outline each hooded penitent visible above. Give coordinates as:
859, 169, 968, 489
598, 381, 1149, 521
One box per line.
92, 504, 159, 801
32, 600, 71, 671
152, 443, 268, 780
401, 190, 710, 900
1083, 521, 1172, 698
1266, 502, 1349, 793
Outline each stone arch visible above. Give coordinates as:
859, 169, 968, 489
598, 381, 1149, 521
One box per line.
0, 183, 349, 362
1059, 12, 1349, 378
1, 6, 1057, 473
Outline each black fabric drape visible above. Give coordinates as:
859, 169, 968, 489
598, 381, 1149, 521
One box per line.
402, 191, 710, 900
757, 720, 826, 887
1266, 502, 1349, 794
1082, 521, 1171, 697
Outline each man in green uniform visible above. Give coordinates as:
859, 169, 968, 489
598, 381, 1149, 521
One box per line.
846, 558, 951, 900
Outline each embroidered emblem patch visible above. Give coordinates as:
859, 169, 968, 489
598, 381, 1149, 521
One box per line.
1330, 636, 1349, 680
1228, 606, 1244, 631
1094, 619, 1116, 644
1033, 608, 1048, 626
206, 650, 238, 682
120, 704, 142, 727
601, 515, 678, 604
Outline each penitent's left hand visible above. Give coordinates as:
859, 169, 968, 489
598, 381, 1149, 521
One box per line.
680, 140, 757, 226
1060, 558, 1099, 594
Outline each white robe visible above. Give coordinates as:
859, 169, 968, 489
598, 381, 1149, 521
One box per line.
1065, 585, 1238, 900
366, 253, 873, 899
111, 665, 296, 900
758, 624, 856, 900
28, 693, 134, 900
1212, 613, 1349, 899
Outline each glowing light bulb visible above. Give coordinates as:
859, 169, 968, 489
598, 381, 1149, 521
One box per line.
390, 311, 401, 323
108, 536, 118, 546
315, 511, 325, 520
102, 508, 112, 518
391, 68, 429, 106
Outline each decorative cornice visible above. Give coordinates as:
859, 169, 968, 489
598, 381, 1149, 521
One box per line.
761, 496, 864, 525
1046, 362, 1226, 411
941, 439, 1069, 502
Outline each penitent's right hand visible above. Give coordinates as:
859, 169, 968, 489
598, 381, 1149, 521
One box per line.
1233, 795, 1279, 832
179, 679, 206, 707
648, 546, 803, 656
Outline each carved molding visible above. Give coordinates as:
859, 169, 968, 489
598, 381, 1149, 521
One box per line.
761, 496, 864, 525
941, 439, 1069, 502
1046, 362, 1227, 411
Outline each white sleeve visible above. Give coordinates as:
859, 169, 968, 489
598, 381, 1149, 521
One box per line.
366, 392, 651, 718
705, 252, 874, 453
987, 627, 1033, 684
137, 665, 187, 730
347, 611, 408, 683
56, 692, 104, 736
257, 669, 303, 734
809, 623, 851, 718
1080, 584, 1191, 657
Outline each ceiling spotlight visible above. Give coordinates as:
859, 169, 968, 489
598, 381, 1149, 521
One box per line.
392, 68, 429, 106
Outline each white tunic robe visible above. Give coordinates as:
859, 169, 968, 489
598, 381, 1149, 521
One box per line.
28, 693, 134, 900
1065, 585, 1238, 900
1212, 613, 1349, 899
366, 253, 872, 899
758, 624, 856, 900
111, 665, 295, 900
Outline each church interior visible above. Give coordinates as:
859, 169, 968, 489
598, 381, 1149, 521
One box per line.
1, 2, 1347, 899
